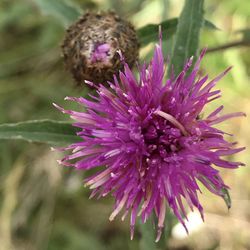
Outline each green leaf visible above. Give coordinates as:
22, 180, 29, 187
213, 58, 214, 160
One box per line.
171, 0, 204, 75
221, 187, 231, 209
137, 18, 177, 47
0, 120, 80, 145
33, 0, 81, 26
137, 18, 216, 47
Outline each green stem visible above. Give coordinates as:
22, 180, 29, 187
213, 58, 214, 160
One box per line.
206, 39, 250, 53
139, 215, 169, 250
139, 219, 158, 250
140, 0, 205, 248
140, 0, 204, 247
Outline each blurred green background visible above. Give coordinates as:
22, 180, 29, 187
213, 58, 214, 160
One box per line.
0, 0, 249, 249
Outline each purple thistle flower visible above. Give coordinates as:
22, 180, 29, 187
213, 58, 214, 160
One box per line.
54, 37, 245, 242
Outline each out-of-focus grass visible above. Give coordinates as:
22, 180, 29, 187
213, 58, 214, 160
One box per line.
0, 0, 249, 250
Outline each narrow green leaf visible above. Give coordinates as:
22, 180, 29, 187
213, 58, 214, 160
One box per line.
0, 120, 80, 145
137, 18, 216, 47
171, 0, 204, 75
137, 18, 177, 47
33, 0, 81, 26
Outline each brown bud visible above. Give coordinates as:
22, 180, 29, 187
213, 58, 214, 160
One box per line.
62, 11, 139, 85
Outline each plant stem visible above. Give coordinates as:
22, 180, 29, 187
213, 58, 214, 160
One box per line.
206, 39, 250, 53
139, 219, 158, 250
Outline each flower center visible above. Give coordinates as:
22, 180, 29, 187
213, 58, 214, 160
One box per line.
154, 110, 188, 136
141, 111, 187, 163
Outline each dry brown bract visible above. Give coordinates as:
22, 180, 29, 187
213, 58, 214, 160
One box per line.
62, 11, 139, 85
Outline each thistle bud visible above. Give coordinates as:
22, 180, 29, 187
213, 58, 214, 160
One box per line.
62, 11, 139, 85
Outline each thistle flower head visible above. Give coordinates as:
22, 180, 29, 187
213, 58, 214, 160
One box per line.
62, 11, 139, 85
55, 37, 245, 241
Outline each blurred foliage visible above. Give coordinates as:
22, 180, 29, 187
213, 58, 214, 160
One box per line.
0, 0, 249, 250
32, 0, 82, 26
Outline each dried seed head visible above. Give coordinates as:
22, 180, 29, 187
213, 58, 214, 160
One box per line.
62, 11, 139, 85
